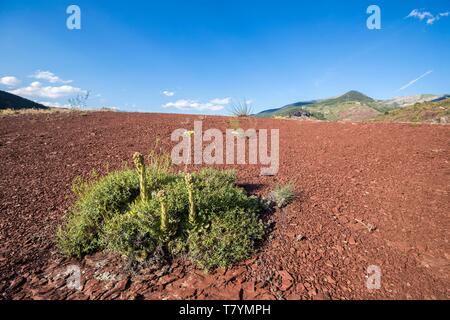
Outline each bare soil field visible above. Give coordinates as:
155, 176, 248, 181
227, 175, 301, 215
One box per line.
0, 112, 449, 300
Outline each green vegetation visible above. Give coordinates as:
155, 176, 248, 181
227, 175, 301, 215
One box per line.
268, 183, 296, 209
133, 152, 148, 202
57, 153, 265, 270
256, 91, 449, 122
257, 101, 316, 118
188, 207, 263, 270
373, 98, 450, 123
262, 91, 381, 121
57, 169, 140, 257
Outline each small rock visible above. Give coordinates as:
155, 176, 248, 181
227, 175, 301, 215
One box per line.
296, 283, 306, 292
157, 274, 178, 286
180, 287, 197, 299
325, 275, 336, 284
308, 288, 317, 296
348, 236, 357, 245
114, 278, 130, 291
278, 270, 294, 291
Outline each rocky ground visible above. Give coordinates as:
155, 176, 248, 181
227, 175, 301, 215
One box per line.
0, 111, 449, 300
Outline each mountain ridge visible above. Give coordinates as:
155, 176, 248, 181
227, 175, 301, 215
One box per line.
257, 90, 449, 121
0, 90, 47, 110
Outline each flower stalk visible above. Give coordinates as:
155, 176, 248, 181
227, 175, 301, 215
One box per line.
184, 173, 196, 225
133, 152, 147, 202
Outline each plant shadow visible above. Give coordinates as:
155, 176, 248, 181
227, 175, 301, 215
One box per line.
237, 183, 264, 194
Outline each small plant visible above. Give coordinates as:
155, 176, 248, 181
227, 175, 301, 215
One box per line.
133, 152, 148, 202
184, 173, 196, 225
268, 183, 296, 209
68, 90, 90, 109
229, 99, 253, 117
71, 90, 90, 109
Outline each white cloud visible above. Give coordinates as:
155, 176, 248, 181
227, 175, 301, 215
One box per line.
398, 70, 433, 91
407, 9, 433, 20
210, 97, 231, 105
407, 9, 450, 25
162, 90, 175, 97
0, 76, 20, 86
163, 97, 231, 111
30, 70, 72, 84
39, 100, 117, 110
10, 81, 84, 99
39, 101, 72, 108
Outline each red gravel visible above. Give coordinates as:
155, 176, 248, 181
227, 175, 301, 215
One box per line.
0, 111, 449, 300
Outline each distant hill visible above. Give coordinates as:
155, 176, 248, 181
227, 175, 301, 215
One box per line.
431, 94, 450, 103
257, 100, 317, 118
257, 90, 380, 121
379, 94, 440, 109
321, 90, 374, 105
0, 90, 47, 110
373, 98, 450, 124
257, 91, 450, 122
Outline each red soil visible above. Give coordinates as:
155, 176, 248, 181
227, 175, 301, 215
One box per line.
0, 112, 449, 300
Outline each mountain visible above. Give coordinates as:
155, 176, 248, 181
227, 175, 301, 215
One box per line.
257, 100, 317, 118
305, 91, 383, 121
0, 90, 47, 110
431, 94, 450, 103
374, 98, 450, 123
322, 90, 374, 104
379, 94, 440, 109
257, 91, 450, 122
257, 107, 285, 118
257, 91, 380, 121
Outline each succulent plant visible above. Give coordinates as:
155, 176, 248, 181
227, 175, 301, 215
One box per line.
133, 152, 147, 202
184, 173, 196, 225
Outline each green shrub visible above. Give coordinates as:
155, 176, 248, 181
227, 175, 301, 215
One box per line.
102, 211, 159, 262
188, 207, 264, 270
57, 158, 265, 270
57, 169, 140, 257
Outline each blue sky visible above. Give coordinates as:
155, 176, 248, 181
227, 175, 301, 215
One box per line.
0, 0, 449, 114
